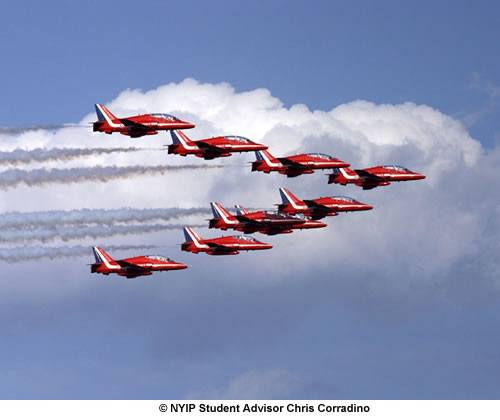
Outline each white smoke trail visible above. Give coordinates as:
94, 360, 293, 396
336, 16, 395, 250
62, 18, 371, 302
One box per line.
0, 124, 85, 134
0, 147, 154, 165
0, 223, 205, 244
0, 244, 161, 263
0, 207, 208, 229
0, 164, 225, 189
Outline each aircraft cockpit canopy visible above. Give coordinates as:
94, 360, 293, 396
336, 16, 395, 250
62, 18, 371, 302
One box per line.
309, 153, 333, 159
225, 136, 251, 143
383, 165, 409, 171
147, 255, 174, 262
151, 113, 178, 120
333, 196, 355, 202
235, 235, 258, 242
263, 210, 278, 216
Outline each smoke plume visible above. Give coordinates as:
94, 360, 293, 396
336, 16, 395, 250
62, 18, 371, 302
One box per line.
0, 147, 154, 165
0, 223, 205, 244
0, 244, 161, 263
0, 207, 208, 229
0, 164, 225, 189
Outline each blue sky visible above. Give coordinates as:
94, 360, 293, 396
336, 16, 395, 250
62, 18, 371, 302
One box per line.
0, 0, 499, 399
1, 0, 498, 145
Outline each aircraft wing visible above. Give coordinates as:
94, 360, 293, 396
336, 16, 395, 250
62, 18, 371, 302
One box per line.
238, 213, 297, 227
196, 141, 227, 152
356, 169, 382, 180
263, 228, 293, 235
235, 214, 259, 224
123, 272, 152, 278
119, 119, 152, 131
204, 241, 236, 252
116, 260, 152, 276
278, 157, 307, 168
356, 170, 385, 189
361, 183, 381, 190
303, 200, 332, 211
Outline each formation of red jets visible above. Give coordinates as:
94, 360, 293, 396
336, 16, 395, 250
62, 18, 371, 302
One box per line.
90, 104, 425, 278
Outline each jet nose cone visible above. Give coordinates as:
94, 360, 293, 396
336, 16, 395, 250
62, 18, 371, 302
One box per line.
178, 263, 188, 270
414, 173, 426, 180
261, 243, 273, 250
363, 205, 374, 210
312, 221, 327, 228
336, 160, 350, 168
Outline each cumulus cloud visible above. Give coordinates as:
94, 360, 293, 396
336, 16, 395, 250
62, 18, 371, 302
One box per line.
1, 79, 497, 284
1, 79, 499, 399
1, 78, 497, 288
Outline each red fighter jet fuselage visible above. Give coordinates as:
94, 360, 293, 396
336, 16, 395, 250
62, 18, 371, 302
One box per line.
208, 202, 326, 235
93, 104, 195, 138
277, 187, 373, 219
181, 227, 272, 255
168, 130, 268, 160
90, 247, 187, 278
328, 166, 426, 190
252, 150, 349, 177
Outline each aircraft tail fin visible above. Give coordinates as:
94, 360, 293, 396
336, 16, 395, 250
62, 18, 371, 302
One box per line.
210, 202, 238, 223
183, 226, 204, 243
255, 149, 279, 163
182, 226, 210, 251
171, 130, 197, 149
328, 167, 359, 184
253, 150, 282, 171
234, 204, 249, 216
92, 246, 120, 269
279, 187, 306, 209
254, 150, 264, 161
340, 167, 358, 177
94, 104, 119, 123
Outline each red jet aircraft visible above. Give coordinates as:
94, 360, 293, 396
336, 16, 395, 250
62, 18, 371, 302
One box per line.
252, 150, 349, 177
181, 227, 272, 255
90, 247, 187, 278
328, 165, 426, 189
277, 187, 373, 219
168, 130, 268, 160
93, 104, 195, 138
209, 202, 326, 235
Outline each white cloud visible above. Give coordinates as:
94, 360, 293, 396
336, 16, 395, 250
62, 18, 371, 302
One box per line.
0, 78, 498, 293
2, 79, 499, 400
